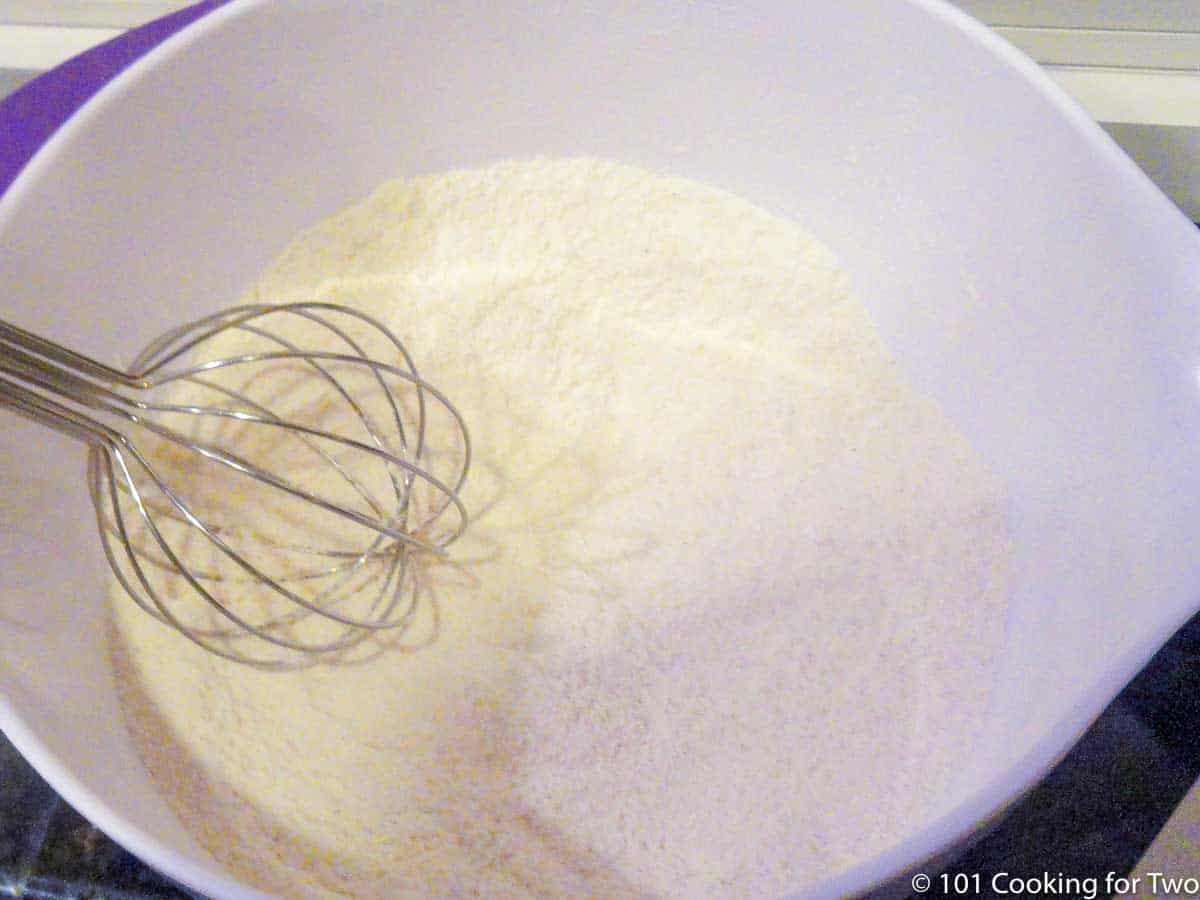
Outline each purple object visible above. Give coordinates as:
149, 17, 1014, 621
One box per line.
0, 0, 229, 198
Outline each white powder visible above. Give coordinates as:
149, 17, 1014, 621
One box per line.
110, 158, 1010, 898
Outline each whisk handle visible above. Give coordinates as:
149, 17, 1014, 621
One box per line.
0, 316, 141, 443
0, 318, 143, 387
0, 374, 120, 446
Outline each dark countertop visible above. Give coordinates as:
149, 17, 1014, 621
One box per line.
0, 732, 193, 899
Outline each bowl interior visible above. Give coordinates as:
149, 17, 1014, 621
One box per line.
2, 1, 1199, 896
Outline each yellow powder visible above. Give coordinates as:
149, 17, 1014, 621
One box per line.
110, 158, 1010, 898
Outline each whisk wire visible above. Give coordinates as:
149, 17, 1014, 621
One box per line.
2, 302, 471, 666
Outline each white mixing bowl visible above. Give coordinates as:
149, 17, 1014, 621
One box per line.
2, 1, 1199, 897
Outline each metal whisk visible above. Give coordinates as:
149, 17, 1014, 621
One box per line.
0, 303, 470, 667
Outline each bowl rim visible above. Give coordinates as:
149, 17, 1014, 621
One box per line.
0, 1, 1197, 898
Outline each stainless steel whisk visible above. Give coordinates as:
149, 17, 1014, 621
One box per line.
0, 303, 470, 667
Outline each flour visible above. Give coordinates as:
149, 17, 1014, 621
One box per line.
109, 158, 1010, 898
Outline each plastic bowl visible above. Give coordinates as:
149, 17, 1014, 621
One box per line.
2, 1, 1199, 897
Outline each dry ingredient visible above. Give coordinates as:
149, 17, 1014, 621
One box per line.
109, 158, 1010, 898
